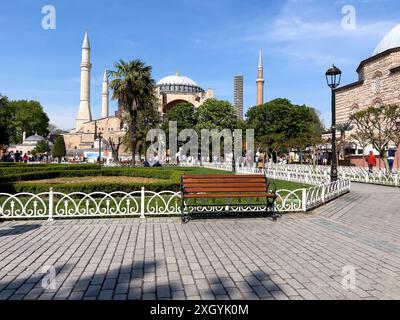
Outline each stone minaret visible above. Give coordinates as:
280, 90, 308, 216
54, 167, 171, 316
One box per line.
256, 49, 264, 106
75, 32, 92, 131
101, 69, 109, 118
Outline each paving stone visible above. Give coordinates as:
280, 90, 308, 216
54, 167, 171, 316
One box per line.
1, 183, 400, 300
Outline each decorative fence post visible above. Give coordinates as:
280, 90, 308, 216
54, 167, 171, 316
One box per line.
48, 187, 54, 221
302, 189, 307, 212
395, 175, 399, 187
321, 185, 325, 204
140, 187, 145, 218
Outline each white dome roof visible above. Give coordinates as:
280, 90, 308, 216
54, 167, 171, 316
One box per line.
373, 24, 400, 56
157, 73, 199, 87
25, 134, 45, 142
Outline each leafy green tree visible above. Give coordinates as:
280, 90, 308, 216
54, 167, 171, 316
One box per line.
136, 102, 161, 160
194, 99, 238, 162
162, 102, 197, 133
52, 136, 66, 163
161, 102, 197, 154
349, 131, 370, 168
350, 104, 400, 172
109, 59, 156, 166
33, 140, 50, 154
0, 95, 14, 146
246, 98, 323, 162
9, 100, 49, 143
195, 99, 238, 132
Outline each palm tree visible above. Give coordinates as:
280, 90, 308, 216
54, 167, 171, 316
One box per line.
108, 59, 155, 166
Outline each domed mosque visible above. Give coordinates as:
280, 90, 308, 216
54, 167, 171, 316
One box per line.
333, 23, 400, 168
63, 33, 214, 156
155, 71, 214, 113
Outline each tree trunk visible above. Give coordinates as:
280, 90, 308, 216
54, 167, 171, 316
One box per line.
109, 138, 121, 162
382, 155, 390, 174
130, 109, 138, 167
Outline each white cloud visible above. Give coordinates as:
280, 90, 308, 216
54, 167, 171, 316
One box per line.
238, 0, 397, 68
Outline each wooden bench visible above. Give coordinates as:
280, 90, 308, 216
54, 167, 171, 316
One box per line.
180, 174, 278, 223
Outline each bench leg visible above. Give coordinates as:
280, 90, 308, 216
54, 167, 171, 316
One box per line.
180, 200, 185, 224
266, 197, 279, 221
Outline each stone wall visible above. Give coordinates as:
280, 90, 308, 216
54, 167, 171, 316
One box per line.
336, 49, 400, 124
64, 116, 126, 152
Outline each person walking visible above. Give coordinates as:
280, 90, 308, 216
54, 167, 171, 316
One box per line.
388, 148, 396, 174
365, 151, 376, 173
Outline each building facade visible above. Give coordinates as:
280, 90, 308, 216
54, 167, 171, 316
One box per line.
335, 24, 400, 169
234, 75, 244, 120
63, 33, 214, 159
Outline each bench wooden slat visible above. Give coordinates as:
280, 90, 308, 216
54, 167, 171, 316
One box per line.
185, 188, 267, 193
180, 174, 277, 223
184, 175, 264, 178
184, 179, 266, 183
185, 183, 266, 191
184, 181, 266, 184
185, 193, 275, 199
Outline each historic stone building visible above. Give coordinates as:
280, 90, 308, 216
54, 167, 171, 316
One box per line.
234, 75, 244, 120
63, 33, 214, 159
335, 24, 400, 168
155, 72, 214, 113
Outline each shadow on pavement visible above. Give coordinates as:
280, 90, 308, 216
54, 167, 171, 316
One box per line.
0, 224, 41, 237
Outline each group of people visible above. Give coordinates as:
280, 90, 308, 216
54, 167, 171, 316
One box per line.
0, 151, 50, 163
1, 151, 29, 163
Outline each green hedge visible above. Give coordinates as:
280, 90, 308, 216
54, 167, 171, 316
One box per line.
0, 164, 101, 175
0, 165, 231, 194
0, 168, 174, 183
0, 180, 180, 194
0, 167, 183, 193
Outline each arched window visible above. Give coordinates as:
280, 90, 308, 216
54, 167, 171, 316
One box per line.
372, 98, 383, 108
350, 104, 360, 114
372, 71, 383, 95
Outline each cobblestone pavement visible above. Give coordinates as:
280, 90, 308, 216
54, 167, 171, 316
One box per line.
0, 183, 399, 300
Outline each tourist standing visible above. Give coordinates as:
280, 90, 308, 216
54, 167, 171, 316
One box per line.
14, 151, 21, 162
22, 153, 29, 163
365, 151, 376, 173
388, 148, 396, 174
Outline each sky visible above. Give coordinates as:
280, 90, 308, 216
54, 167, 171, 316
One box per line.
0, 0, 399, 130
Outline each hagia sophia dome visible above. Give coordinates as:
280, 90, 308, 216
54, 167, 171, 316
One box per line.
156, 72, 205, 94
373, 24, 400, 56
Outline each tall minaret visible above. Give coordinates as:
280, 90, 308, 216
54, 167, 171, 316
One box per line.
256, 49, 264, 106
101, 69, 109, 118
75, 32, 92, 131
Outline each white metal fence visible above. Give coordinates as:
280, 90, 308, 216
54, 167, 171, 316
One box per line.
0, 179, 351, 221
263, 163, 400, 187
182, 161, 400, 187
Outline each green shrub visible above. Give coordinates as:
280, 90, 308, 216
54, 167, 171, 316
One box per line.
0, 165, 231, 194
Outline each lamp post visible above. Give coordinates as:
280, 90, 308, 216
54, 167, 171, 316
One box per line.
97, 132, 103, 165
325, 65, 342, 182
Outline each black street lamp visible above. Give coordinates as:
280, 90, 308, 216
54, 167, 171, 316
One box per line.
325, 65, 342, 182
97, 132, 103, 165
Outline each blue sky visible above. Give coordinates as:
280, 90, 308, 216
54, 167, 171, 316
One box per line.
0, 0, 399, 129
